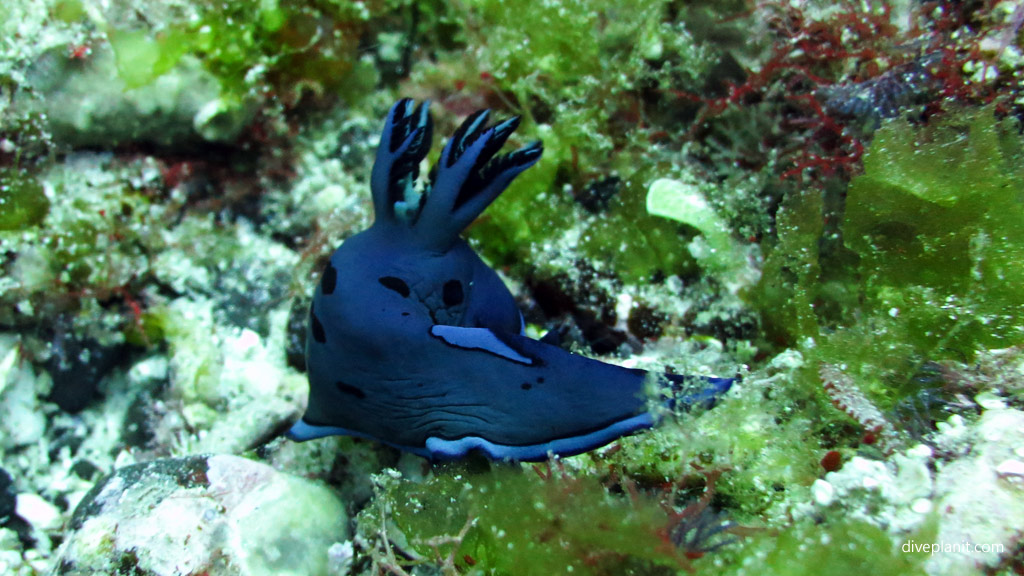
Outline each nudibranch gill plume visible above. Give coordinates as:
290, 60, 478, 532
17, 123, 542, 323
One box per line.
287, 99, 734, 462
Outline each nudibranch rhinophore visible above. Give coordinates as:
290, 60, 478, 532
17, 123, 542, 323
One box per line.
287, 99, 734, 462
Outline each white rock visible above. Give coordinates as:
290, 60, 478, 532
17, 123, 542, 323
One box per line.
995, 459, 1024, 479
927, 408, 1024, 575
911, 498, 933, 514
327, 541, 355, 576
16, 493, 62, 531
811, 479, 835, 506
974, 391, 1006, 410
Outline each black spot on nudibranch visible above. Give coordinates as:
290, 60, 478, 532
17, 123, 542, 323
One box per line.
310, 308, 326, 343
443, 280, 464, 307
336, 381, 366, 399
321, 262, 337, 295
521, 382, 532, 390
379, 276, 410, 297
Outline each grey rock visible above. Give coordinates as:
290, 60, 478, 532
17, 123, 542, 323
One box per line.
21, 44, 251, 150
55, 454, 347, 576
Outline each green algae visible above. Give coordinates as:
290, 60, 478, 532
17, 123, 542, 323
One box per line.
447, 0, 724, 282
105, 0, 381, 111
108, 28, 191, 90
463, 0, 714, 101
646, 177, 753, 290
363, 466, 691, 575
756, 106, 1024, 408
51, 0, 86, 23
719, 516, 927, 576
846, 107, 1024, 351
577, 166, 707, 284
604, 352, 823, 519
755, 178, 837, 347
0, 167, 49, 230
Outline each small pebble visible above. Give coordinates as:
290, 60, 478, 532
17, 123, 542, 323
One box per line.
812, 479, 835, 506
995, 459, 1024, 480
15, 493, 61, 531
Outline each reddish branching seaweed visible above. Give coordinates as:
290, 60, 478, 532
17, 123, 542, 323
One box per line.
676, 0, 1016, 183
664, 470, 736, 561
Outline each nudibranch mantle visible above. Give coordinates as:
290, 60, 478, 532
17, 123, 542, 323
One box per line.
287, 99, 733, 462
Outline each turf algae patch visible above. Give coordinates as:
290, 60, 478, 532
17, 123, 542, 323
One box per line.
362, 466, 702, 575
0, 168, 49, 231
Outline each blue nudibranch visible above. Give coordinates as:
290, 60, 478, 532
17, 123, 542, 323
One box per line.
287, 99, 734, 462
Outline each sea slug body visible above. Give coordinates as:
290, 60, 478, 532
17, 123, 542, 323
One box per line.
287, 99, 733, 462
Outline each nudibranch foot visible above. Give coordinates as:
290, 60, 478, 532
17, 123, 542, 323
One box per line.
289, 371, 733, 463
285, 413, 656, 462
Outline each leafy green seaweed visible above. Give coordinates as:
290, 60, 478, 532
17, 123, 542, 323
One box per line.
756, 105, 1024, 405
